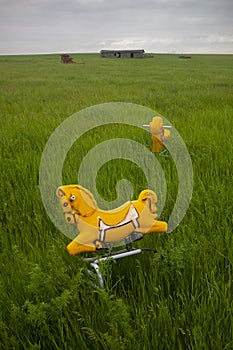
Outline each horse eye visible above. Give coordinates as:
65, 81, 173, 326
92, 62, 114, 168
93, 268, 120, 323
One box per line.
70, 195, 76, 202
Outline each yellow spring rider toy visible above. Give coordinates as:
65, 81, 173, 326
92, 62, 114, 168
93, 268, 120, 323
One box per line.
144, 115, 171, 153
57, 184, 167, 287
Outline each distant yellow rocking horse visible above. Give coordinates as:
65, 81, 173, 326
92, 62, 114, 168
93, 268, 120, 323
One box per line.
143, 116, 171, 153
57, 185, 167, 255
150, 116, 171, 153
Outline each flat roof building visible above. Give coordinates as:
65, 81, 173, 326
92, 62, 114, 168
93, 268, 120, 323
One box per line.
100, 49, 145, 58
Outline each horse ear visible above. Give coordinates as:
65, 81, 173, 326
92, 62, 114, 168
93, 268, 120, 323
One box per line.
56, 187, 65, 198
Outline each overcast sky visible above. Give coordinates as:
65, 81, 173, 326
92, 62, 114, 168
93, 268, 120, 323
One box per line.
0, 0, 233, 55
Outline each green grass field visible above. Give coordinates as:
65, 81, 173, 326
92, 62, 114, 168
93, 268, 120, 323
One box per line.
0, 53, 233, 349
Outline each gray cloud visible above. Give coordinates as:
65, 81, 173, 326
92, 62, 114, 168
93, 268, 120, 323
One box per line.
0, 0, 232, 54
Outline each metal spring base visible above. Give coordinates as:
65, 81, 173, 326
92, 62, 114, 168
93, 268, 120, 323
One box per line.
86, 247, 157, 288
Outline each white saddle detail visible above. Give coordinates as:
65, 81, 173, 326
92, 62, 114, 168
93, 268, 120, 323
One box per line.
98, 205, 139, 242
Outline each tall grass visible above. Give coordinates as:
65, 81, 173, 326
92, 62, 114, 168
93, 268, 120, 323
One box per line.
0, 53, 233, 349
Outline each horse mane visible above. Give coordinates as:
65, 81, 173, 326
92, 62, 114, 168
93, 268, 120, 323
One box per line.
76, 185, 98, 217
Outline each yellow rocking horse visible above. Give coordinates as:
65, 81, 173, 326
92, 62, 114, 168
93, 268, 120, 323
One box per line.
144, 116, 171, 153
56, 185, 167, 255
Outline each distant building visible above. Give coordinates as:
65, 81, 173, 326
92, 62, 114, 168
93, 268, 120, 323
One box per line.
100, 49, 145, 58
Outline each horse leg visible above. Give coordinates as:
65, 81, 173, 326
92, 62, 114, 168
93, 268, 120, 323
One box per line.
66, 232, 97, 255
139, 220, 168, 234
